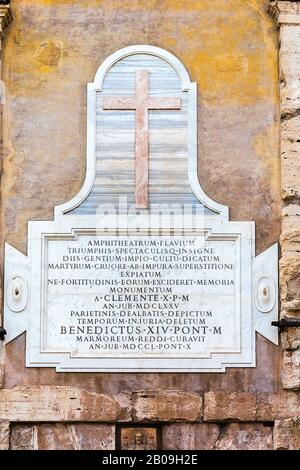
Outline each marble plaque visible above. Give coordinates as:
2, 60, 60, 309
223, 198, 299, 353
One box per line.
4, 45, 278, 372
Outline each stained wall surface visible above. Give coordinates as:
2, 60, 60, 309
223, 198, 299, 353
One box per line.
1, 0, 281, 395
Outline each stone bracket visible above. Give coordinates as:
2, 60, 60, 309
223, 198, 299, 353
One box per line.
3, 243, 30, 343
253, 243, 279, 345
269, 1, 300, 26
0, 5, 12, 41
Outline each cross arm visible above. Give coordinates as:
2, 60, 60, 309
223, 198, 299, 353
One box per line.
147, 97, 181, 110
102, 97, 137, 110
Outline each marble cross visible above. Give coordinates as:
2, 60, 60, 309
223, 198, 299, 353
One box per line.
102, 69, 181, 209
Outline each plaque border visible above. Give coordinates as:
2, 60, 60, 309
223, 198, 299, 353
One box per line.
3, 45, 278, 373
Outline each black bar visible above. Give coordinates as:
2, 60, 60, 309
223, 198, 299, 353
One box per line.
0, 327, 7, 341
0, 450, 297, 466
272, 317, 300, 331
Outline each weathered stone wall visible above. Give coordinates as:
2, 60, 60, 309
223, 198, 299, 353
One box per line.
0, 4, 11, 394
0, 386, 299, 449
0, 0, 298, 450
269, 0, 300, 392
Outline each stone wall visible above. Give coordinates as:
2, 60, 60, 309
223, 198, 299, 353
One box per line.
0, 0, 299, 450
0, 387, 299, 449
269, 0, 300, 391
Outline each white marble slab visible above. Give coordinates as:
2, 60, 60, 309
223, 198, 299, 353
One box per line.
3, 45, 278, 372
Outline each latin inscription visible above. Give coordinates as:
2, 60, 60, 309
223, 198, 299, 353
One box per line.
44, 235, 239, 357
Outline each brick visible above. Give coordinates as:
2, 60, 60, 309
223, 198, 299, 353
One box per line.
257, 392, 300, 420
279, 25, 300, 113
0, 420, 9, 451
282, 350, 300, 389
71, 424, 115, 450
10, 425, 34, 450
281, 131, 300, 200
163, 424, 220, 450
281, 213, 300, 253
0, 386, 124, 422
281, 327, 300, 350
36, 424, 115, 450
10, 424, 115, 450
203, 391, 256, 422
274, 418, 300, 450
163, 422, 274, 450
214, 423, 273, 450
132, 391, 202, 422
280, 256, 300, 306
37, 424, 74, 450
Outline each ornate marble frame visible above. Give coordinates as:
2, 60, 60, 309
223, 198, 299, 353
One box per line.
3, 45, 278, 372
55, 45, 228, 219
